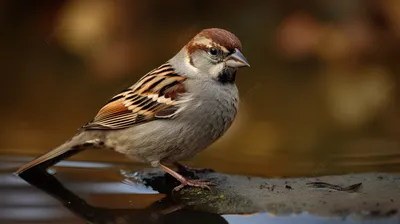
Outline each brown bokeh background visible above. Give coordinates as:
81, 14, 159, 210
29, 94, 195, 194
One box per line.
1, 0, 400, 177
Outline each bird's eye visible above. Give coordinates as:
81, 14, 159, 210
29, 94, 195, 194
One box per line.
208, 47, 219, 56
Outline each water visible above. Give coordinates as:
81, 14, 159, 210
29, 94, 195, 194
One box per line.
0, 155, 398, 224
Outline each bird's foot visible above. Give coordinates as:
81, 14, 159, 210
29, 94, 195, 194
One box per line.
159, 164, 215, 191
174, 178, 215, 191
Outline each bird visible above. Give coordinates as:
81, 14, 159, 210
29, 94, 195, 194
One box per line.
16, 28, 250, 191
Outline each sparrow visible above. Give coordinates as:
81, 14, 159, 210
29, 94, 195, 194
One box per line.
16, 28, 250, 191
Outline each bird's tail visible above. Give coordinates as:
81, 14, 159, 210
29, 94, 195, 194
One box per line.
15, 132, 102, 175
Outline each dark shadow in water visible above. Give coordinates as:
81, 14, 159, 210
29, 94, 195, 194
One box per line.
18, 168, 228, 224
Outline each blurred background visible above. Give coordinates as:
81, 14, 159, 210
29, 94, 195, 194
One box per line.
1, 0, 400, 177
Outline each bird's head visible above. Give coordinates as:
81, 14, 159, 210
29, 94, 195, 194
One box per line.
181, 28, 250, 84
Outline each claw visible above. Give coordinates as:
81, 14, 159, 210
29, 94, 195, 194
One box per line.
173, 179, 215, 191
159, 164, 216, 192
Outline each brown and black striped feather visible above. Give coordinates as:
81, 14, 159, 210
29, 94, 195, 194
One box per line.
81, 63, 186, 130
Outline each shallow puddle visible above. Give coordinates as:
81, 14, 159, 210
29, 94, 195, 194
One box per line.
1, 155, 398, 224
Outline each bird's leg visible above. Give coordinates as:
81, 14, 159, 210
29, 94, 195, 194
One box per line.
159, 164, 214, 191
173, 162, 215, 177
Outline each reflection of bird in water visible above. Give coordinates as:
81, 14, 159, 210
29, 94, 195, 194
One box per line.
18, 169, 228, 224
16, 28, 250, 191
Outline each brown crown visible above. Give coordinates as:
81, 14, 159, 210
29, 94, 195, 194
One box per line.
188, 28, 242, 53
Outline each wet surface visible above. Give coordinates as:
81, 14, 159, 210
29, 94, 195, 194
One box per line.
1, 155, 399, 223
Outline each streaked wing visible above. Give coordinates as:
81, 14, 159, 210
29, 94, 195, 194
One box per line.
81, 63, 187, 130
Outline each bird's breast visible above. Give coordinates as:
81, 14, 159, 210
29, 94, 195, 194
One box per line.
179, 80, 239, 143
